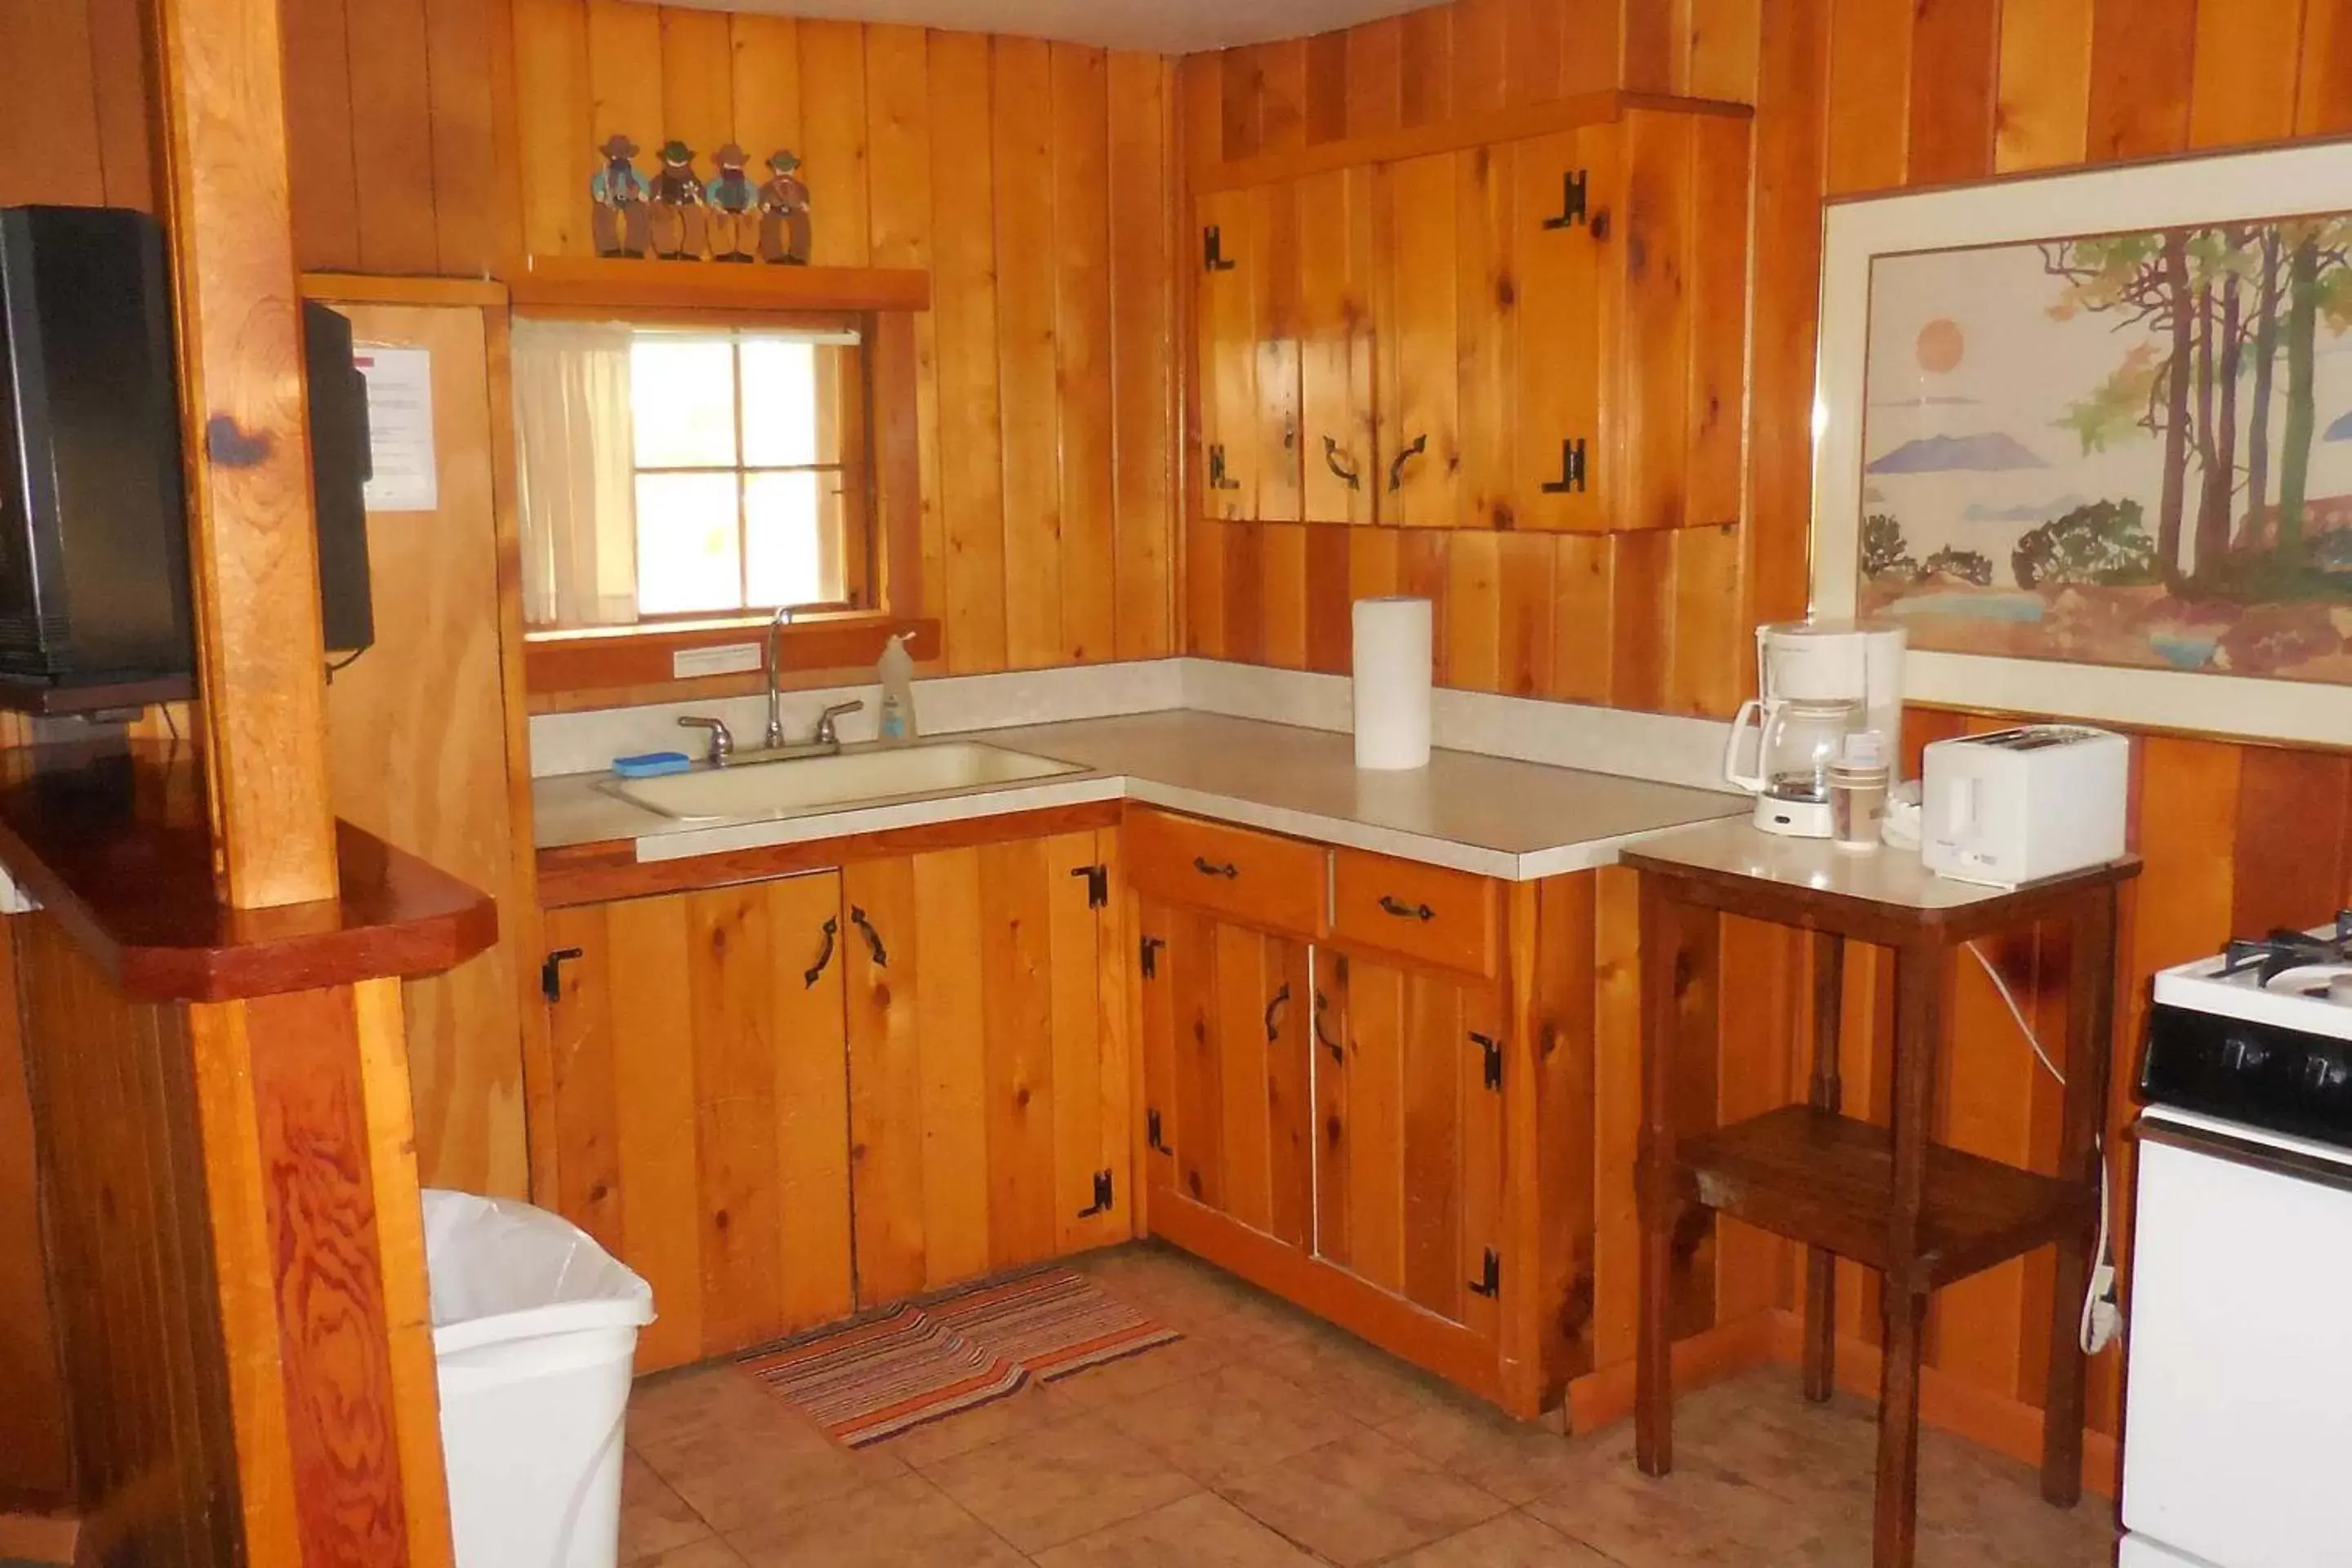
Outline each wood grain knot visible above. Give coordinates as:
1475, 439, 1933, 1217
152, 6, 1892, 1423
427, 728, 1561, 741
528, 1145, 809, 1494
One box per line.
205, 415, 273, 467
1325, 1116, 1343, 1149
1591, 209, 1611, 242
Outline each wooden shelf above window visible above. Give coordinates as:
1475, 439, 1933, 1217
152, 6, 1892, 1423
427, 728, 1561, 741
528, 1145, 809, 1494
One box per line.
524, 614, 940, 703
509, 255, 931, 316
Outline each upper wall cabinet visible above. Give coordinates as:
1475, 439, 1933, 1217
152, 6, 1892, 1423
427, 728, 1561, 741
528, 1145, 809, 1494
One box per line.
1193, 102, 1751, 537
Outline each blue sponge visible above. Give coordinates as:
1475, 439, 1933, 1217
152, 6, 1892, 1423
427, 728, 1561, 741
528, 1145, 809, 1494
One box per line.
612, 751, 693, 778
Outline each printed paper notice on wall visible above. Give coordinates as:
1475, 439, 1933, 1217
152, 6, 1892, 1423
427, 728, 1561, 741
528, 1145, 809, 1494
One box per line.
354, 345, 438, 512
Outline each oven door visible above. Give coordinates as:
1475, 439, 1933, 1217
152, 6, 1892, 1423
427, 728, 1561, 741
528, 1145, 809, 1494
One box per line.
2123, 1111, 2352, 1568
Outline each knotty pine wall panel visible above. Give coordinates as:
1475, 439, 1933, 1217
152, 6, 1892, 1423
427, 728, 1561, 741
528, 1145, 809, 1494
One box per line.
1184, 0, 2352, 1480
1731, 0, 2352, 1471
509, 7, 1179, 675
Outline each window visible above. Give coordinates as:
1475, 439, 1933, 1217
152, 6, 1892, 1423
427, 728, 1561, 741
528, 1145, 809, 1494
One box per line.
513, 319, 870, 630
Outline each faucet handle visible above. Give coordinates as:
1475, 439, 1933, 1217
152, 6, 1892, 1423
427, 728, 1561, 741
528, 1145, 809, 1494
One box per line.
678, 715, 734, 763
814, 700, 866, 746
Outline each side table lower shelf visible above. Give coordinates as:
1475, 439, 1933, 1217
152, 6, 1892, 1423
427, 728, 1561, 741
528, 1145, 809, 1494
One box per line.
1674, 1106, 2098, 1294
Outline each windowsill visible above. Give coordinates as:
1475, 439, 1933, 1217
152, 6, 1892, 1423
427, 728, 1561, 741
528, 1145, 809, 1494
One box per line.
523, 613, 940, 707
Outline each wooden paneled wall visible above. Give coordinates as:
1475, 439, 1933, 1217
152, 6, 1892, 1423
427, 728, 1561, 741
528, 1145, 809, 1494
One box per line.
1184, 0, 2352, 1476
8, 915, 238, 1564
506, 3, 1178, 675
278, 0, 510, 277
1732, 1, 2352, 1468
0, 0, 157, 215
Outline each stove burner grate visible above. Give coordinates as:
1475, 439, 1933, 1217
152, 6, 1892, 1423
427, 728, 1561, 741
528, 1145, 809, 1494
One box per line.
2221, 911, 2352, 987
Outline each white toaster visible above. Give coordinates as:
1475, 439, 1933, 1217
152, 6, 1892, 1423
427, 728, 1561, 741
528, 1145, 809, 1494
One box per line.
1920, 725, 2129, 889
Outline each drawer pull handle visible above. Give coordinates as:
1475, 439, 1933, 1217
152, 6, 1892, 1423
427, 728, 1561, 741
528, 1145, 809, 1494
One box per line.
1193, 856, 1240, 880
804, 917, 839, 988
850, 906, 889, 969
1264, 982, 1291, 1043
1379, 895, 1437, 922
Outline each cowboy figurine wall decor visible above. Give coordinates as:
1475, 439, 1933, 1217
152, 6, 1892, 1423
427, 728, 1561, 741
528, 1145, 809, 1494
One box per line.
758, 149, 813, 265
589, 134, 650, 258
648, 140, 706, 260
706, 144, 758, 262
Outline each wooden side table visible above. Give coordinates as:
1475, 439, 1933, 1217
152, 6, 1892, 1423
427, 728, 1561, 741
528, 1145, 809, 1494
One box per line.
1621, 821, 2138, 1568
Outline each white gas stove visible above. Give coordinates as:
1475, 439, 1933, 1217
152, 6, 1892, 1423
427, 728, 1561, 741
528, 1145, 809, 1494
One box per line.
2122, 915, 2352, 1568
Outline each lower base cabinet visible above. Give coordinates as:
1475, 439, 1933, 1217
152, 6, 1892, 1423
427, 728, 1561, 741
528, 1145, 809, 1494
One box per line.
539, 823, 1132, 1373
544, 873, 854, 1372
1136, 899, 1507, 1348
843, 828, 1131, 1305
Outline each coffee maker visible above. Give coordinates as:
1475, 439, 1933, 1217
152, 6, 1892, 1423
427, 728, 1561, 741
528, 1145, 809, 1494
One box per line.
1723, 620, 1906, 838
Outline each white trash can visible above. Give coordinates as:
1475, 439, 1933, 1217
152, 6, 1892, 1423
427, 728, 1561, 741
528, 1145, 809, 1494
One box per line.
422, 1190, 656, 1568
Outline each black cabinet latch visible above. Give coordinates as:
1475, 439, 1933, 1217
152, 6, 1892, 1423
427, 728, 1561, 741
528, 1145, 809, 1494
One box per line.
1542, 438, 1588, 496
1147, 1108, 1169, 1153
1079, 1169, 1116, 1218
1141, 935, 1166, 979
1468, 1248, 1501, 1298
1542, 169, 1589, 230
1470, 1031, 1503, 1092
1071, 864, 1109, 908
541, 947, 584, 1004
1204, 224, 1236, 272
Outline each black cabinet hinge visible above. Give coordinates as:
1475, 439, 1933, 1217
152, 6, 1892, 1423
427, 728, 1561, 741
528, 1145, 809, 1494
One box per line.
541, 947, 584, 1004
1204, 224, 1236, 272
1147, 1107, 1169, 1153
1141, 935, 1166, 979
1542, 169, 1589, 230
1541, 438, 1588, 496
1208, 444, 1242, 492
1072, 863, 1109, 908
1079, 1169, 1116, 1218
1469, 1248, 1501, 1298
1470, 1031, 1503, 1092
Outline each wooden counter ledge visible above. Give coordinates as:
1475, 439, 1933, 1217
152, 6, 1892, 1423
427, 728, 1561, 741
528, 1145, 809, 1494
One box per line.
0, 742, 497, 1002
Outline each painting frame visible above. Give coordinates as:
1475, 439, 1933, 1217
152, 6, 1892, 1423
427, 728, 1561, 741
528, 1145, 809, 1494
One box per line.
1811, 138, 2352, 746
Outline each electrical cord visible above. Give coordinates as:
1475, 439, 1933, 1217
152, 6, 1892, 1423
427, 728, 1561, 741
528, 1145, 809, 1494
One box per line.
1965, 940, 2123, 1356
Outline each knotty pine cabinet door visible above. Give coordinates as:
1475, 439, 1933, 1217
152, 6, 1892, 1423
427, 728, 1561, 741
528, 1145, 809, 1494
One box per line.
541, 873, 853, 1373
1297, 166, 1378, 527
1312, 949, 1506, 1339
843, 828, 1129, 1307
1136, 900, 1316, 1250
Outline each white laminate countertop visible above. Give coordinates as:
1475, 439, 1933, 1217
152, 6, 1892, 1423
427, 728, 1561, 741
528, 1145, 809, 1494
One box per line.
532, 710, 1749, 881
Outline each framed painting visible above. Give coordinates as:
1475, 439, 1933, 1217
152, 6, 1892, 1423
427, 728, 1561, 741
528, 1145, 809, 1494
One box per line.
1811, 140, 2352, 745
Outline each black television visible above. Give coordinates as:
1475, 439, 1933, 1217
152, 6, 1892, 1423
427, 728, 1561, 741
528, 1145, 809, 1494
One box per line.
0, 206, 375, 693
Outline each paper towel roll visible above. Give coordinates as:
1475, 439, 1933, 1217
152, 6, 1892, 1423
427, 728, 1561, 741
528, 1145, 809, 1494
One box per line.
1353, 597, 1433, 771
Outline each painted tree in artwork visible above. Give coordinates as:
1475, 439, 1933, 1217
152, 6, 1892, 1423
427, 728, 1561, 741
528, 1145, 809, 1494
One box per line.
2043, 218, 2352, 584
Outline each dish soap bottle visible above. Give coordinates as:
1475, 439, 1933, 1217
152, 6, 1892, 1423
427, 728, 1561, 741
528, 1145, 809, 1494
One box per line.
875, 633, 918, 745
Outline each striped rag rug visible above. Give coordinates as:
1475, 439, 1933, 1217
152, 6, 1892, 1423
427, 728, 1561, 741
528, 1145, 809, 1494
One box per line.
737, 1267, 1179, 1448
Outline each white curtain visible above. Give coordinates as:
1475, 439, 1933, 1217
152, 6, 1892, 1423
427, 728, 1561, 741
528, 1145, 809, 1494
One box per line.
514, 320, 638, 627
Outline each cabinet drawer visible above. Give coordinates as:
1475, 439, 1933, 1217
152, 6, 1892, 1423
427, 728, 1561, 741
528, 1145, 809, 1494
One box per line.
1126, 808, 1327, 938
1330, 849, 1498, 978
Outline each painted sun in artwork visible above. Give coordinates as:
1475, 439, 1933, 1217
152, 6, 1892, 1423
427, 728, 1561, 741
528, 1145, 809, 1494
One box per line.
1916, 317, 1967, 376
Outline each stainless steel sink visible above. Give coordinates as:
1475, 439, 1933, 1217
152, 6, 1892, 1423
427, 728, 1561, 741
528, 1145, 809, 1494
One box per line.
600, 741, 1088, 824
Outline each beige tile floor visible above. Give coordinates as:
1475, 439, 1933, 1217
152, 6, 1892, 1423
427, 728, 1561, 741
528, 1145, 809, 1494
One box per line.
620, 1244, 2121, 1567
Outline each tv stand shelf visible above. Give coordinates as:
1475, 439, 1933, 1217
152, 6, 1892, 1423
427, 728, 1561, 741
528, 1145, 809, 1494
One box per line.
0, 673, 193, 718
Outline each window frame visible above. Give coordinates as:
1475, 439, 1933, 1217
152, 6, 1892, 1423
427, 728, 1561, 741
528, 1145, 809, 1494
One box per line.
626, 324, 872, 624
512, 298, 932, 706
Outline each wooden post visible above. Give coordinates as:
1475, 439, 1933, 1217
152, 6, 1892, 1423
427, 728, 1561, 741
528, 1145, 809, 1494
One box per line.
148, 0, 340, 909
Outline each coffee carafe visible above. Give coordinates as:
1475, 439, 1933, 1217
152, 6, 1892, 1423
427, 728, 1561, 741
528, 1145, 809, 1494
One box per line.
1723, 621, 1905, 838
